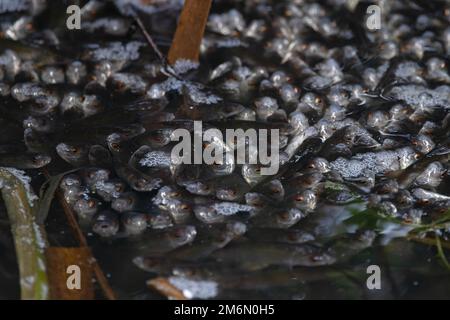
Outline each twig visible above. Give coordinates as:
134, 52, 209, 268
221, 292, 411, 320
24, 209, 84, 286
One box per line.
133, 13, 181, 80
41, 168, 117, 300
134, 14, 165, 62
147, 277, 187, 300
167, 0, 212, 64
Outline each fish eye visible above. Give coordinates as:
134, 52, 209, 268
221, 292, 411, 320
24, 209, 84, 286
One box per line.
254, 202, 264, 208
279, 212, 289, 220
170, 192, 180, 197
70, 146, 79, 153
180, 204, 190, 210
127, 198, 133, 205
295, 195, 304, 202
111, 143, 120, 150
136, 179, 147, 188
88, 199, 96, 208
314, 97, 322, 104
287, 233, 297, 241
217, 233, 227, 242
255, 167, 261, 173
115, 184, 124, 192
172, 228, 185, 238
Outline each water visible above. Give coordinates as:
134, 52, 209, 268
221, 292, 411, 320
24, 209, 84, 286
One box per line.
0, 0, 449, 300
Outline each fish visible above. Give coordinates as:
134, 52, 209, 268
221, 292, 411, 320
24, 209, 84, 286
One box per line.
115, 163, 162, 192
2, 0, 450, 299
88, 144, 113, 168
0, 152, 51, 169
56, 142, 89, 167
211, 242, 336, 271
92, 210, 120, 238
92, 179, 127, 202
111, 191, 152, 213
127, 225, 197, 256
246, 228, 315, 244
252, 207, 305, 229
73, 196, 100, 224
121, 211, 148, 236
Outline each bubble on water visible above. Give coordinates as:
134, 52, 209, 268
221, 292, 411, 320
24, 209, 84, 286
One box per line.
83, 18, 129, 36
11, 83, 45, 102
387, 85, 450, 109
168, 276, 218, 299
60, 92, 82, 114
93, 181, 122, 199
139, 151, 171, 168
0, 0, 29, 13
212, 202, 254, 216
172, 59, 199, 75
0, 49, 21, 77
89, 41, 144, 61
153, 186, 175, 206
111, 73, 147, 94
209, 9, 246, 36
152, 77, 222, 104
216, 38, 243, 48
41, 66, 65, 84
66, 61, 87, 85
330, 150, 403, 178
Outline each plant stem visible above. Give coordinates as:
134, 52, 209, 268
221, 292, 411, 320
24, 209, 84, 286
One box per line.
0, 168, 49, 300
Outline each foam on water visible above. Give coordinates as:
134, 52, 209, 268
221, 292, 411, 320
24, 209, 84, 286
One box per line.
388, 85, 450, 109
153, 77, 222, 104
212, 202, 254, 216
330, 150, 402, 178
89, 41, 144, 61
168, 276, 218, 299
172, 59, 199, 75
0, 0, 28, 13
139, 151, 171, 168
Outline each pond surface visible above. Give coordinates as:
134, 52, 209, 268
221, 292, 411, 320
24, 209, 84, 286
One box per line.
0, 0, 449, 300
